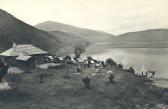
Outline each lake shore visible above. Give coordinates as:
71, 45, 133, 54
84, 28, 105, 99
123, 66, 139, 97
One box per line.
83, 43, 168, 80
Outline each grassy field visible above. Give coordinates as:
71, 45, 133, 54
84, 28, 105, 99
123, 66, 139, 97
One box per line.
1, 64, 168, 109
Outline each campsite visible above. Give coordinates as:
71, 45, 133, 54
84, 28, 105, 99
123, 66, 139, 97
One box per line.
0, 43, 167, 109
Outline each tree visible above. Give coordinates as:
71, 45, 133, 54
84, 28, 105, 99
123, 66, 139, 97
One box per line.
0, 60, 8, 83
74, 43, 85, 59
74, 47, 84, 58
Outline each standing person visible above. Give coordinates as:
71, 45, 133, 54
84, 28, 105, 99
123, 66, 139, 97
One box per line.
109, 73, 115, 83
141, 71, 144, 76
145, 72, 148, 77
76, 65, 81, 72
101, 61, 106, 67
0, 60, 8, 83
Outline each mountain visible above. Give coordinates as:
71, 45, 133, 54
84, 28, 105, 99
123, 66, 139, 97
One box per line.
35, 21, 115, 43
0, 9, 88, 55
110, 29, 168, 47
0, 9, 63, 53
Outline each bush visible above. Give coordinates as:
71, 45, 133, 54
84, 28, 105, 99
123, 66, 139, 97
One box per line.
117, 64, 123, 69
87, 56, 93, 61
106, 58, 117, 67
82, 76, 91, 89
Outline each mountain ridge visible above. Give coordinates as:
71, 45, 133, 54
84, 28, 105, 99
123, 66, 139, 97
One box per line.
108, 29, 168, 48
111, 29, 168, 43
35, 21, 115, 43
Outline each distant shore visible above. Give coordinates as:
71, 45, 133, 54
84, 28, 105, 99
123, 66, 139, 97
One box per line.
93, 42, 168, 48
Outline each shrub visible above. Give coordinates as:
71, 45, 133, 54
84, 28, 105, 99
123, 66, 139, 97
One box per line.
117, 64, 123, 69
82, 76, 91, 89
106, 58, 117, 67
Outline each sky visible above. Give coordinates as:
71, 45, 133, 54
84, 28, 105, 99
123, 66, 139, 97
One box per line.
0, 0, 168, 35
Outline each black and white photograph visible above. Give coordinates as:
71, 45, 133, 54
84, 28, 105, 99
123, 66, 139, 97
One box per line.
0, 0, 168, 109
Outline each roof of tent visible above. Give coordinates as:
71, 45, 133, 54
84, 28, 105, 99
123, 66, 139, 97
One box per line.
0, 44, 48, 56
138, 66, 148, 74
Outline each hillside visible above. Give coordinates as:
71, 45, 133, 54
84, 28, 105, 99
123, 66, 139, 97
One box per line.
0, 9, 88, 55
109, 29, 168, 47
0, 9, 63, 54
50, 31, 89, 55
2, 64, 168, 109
36, 21, 115, 43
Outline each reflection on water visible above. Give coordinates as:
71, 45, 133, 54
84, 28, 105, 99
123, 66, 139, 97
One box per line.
82, 43, 168, 79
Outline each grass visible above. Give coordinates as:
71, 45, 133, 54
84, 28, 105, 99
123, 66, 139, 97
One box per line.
1, 64, 168, 109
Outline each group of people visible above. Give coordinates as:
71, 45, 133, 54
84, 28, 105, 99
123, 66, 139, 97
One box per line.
141, 71, 155, 78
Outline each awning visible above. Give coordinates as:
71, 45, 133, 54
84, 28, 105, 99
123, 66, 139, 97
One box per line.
16, 55, 32, 61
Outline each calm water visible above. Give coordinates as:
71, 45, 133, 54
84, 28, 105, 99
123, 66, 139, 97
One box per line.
82, 43, 168, 79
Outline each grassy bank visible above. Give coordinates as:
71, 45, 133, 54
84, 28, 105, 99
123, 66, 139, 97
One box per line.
1, 64, 168, 109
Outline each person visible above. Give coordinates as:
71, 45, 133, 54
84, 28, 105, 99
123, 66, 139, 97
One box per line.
0, 61, 8, 83
109, 73, 114, 83
76, 66, 81, 72
82, 76, 91, 89
101, 61, 106, 67
141, 71, 144, 76
39, 74, 44, 83
129, 67, 135, 74
145, 72, 148, 77
151, 71, 155, 78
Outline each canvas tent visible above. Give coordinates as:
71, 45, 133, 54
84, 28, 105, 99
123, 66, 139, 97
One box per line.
139, 66, 148, 75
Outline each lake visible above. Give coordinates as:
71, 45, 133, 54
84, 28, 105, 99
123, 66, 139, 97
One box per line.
82, 43, 168, 80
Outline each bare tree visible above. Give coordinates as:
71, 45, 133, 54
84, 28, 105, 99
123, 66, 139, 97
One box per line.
74, 43, 85, 58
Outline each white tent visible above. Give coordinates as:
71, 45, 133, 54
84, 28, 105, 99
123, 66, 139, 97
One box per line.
139, 66, 148, 75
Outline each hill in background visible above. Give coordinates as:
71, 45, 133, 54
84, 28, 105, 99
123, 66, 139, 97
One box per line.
36, 21, 115, 43
110, 29, 168, 47
0, 9, 88, 55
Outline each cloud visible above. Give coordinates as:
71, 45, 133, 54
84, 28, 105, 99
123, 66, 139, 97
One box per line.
1, 0, 168, 34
